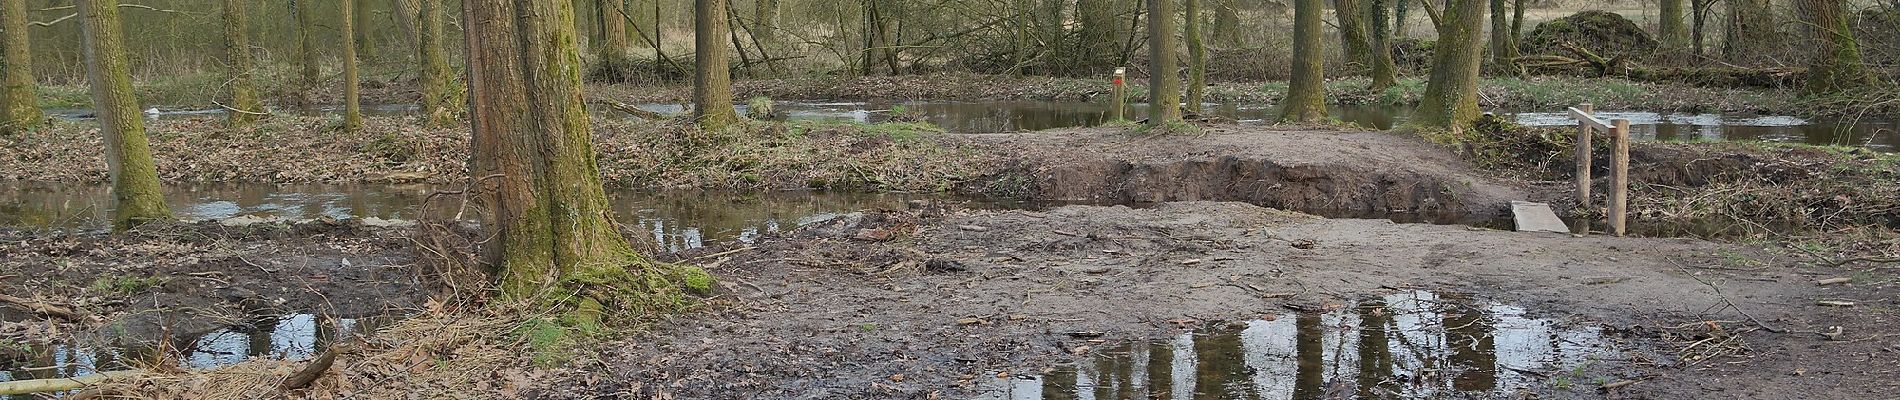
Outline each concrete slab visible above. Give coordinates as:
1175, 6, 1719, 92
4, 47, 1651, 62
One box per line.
1511, 201, 1571, 234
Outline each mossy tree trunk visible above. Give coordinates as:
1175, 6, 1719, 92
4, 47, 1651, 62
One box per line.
1146, 0, 1181, 125
1658, 0, 1687, 58
418, 0, 464, 126
1367, 0, 1398, 90
1184, 0, 1206, 114
1801, 0, 1875, 94
1334, 0, 1372, 71
1414, 0, 1486, 130
223, 0, 265, 126
1280, 0, 1326, 122
1, 0, 42, 134
341, 0, 364, 132
694, 0, 739, 129
465, 0, 658, 321
78, 0, 172, 231
295, 0, 321, 101
1487, 0, 1517, 75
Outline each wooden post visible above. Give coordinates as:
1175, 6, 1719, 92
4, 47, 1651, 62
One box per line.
1574, 103, 1593, 211
1111, 67, 1127, 122
1610, 118, 1631, 236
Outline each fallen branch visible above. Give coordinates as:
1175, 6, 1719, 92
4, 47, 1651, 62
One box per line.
0, 292, 85, 321
1673, 261, 1790, 334
0, 370, 140, 396
590, 99, 672, 120
277, 348, 338, 392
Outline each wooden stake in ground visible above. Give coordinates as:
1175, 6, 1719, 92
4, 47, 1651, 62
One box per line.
1611, 118, 1630, 236
1574, 103, 1593, 213
78, 0, 172, 231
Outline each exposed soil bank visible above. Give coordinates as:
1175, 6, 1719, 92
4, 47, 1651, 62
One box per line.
524, 202, 1897, 399
965, 126, 1530, 220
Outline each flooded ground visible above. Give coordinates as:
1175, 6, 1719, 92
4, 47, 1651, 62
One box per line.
46, 100, 1898, 151
975, 291, 1613, 400
0, 313, 384, 393
0, 182, 1035, 251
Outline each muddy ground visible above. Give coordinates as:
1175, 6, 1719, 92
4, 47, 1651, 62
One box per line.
1, 122, 1894, 398
0, 221, 426, 362
528, 202, 1896, 399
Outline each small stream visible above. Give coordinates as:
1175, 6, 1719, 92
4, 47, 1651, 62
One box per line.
974, 290, 1614, 399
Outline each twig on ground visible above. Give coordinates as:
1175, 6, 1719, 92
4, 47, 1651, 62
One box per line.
1672, 260, 1790, 334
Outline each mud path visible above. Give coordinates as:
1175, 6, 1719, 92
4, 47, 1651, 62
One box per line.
559, 202, 1896, 399
964, 126, 1536, 221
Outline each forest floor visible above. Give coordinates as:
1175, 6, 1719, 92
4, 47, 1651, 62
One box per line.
2, 122, 1896, 398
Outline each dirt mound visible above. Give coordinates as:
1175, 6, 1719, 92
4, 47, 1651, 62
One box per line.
965, 126, 1531, 221
1521, 11, 1659, 60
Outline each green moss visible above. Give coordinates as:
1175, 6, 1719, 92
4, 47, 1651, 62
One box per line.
678, 266, 714, 295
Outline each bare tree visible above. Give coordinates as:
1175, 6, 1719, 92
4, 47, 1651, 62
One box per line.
1414, 0, 1487, 130
1147, 0, 1181, 125
223, 0, 266, 125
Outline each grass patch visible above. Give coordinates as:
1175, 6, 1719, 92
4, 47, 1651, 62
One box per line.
89, 276, 168, 294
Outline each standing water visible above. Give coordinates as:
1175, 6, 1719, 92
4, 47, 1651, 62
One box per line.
974, 291, 1615, 399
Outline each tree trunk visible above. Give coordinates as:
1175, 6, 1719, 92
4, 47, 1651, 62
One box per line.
1335, 0, 1373, 71
354, 0, 377, 63
342, 0, 364, 131
1078, 0, 1124, 73
295, 0, 321, 99
463, 0, 649, 317
419, 0, 463, 126
1368, 0, 1398, 90
1281, 0, 1327, 122
1722, 0, 1773, 63
694, 0, 739, 129
223, 0, 265, 125
1185, 0, 1206, 114
1147, 0, 1181, 125
1801, 0, 1874, 94
1, 0, 42, 134
1393, 0, 1408, 37
394, 0, 422, 49
1212, 0, 1240, 45
1658, 0, 1687, 59
1691, 0, 1711, 59
1414, 0, 1486, 130
597, 0, 633, 64
1487, 0, 1517, 75
78, 0, 172, 231
755, 0, 779, 44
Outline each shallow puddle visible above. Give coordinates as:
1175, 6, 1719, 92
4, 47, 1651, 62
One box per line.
0, 313, 383, 392
975, 291, 1613, 399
